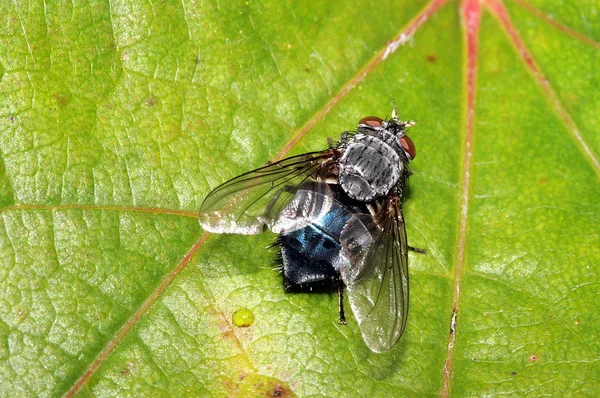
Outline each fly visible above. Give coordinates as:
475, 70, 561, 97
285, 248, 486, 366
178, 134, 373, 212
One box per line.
199, 109, 423, 352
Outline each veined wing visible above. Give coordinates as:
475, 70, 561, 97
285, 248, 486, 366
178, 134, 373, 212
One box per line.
339, 197, 409, 353
199, 150, 336, 235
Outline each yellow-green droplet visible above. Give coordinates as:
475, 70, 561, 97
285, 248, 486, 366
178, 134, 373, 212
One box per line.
232, 308, 254, 327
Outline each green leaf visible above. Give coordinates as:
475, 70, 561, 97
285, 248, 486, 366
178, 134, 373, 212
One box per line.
0, 0, 598, 396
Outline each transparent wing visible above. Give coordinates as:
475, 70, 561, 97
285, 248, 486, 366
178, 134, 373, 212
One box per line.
339, 197, 409, 352
199, 150, 336, 234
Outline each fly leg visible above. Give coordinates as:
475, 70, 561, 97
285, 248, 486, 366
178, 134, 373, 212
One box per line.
338, 279, 347, 325
408, 246, 427, 254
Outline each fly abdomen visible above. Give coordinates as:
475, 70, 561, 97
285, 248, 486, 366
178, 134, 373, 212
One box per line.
278, 226, 342, 290
276, 184, 367, 291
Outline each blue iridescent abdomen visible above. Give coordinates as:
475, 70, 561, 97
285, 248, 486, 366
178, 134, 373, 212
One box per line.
277, 185, 367, 291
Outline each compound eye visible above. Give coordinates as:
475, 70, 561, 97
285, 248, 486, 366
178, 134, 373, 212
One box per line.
358, 116, 383, 127
400, 135, 416, 159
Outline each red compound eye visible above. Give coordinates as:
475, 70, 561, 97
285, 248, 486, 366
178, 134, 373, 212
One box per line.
400, 135, 416, 159
358, 116, 383, 127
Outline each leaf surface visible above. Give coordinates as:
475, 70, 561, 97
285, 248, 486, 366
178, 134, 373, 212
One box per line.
0, 0, 598, 396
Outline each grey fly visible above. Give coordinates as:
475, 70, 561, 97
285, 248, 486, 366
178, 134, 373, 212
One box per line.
198, 109, 421, 352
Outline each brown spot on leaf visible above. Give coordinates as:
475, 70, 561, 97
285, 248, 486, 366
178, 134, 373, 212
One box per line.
207, 306, 235, 334
529, 355, 537, 362
233, 373, 295, 397
426, 54, 437, 63
221, 329, 236, 341
271, 384, 283, 396
219, 376, 239, 395
144, 96, 159, 107
53, 94, 68, 107
119, 362, 134, 376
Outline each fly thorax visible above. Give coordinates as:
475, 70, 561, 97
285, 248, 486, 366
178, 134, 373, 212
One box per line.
338, 133, 402, 202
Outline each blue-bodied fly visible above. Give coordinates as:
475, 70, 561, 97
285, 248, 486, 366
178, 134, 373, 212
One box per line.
198, 109, 423, 352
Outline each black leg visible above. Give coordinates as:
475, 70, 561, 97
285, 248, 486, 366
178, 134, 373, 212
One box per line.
408, 245, 427, 254
338, 280, 347, 325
